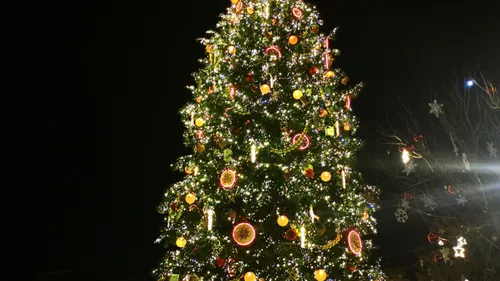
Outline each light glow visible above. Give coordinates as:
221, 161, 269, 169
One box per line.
300, 226, 306, 248
402, 149, 410, 164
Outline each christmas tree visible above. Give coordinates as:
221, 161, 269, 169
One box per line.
154, 1, 385, 280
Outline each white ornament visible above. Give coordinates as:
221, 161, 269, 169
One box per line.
486, 142, 497, 158
420, 194, 438, 210
400, 199, 410, 210
394, 208, 408, 223
453, 237, 467, 258
429, 99, 444, 118
456, 195, 468, 206
403, 161, 417, 175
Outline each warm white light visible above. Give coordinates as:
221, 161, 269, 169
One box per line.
402, 149, 410, 164
251, 144, 257, 163
207, 209, 214, 231
335, 121, 340, 136
453, 236, 467, 258
342, 169, 346, 188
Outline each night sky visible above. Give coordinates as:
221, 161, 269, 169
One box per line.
40, 0, 499, 280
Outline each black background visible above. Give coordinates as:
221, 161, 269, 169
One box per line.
39, 0, 499, 280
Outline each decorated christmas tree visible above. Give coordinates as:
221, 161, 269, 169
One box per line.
154, 1, 385, 280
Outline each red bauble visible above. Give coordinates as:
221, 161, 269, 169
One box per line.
427, 232, 440, 243
447, 185, 456, 194
285, 229, 298, 241
215, 258, 225, 268
305, 168, 315, 179
169, 202, 178, 211
349, 266, 355, 271
245, 73, 254, 82
433, 254, 444, 263
308, 66, 319, 75
404, 192, 413, 200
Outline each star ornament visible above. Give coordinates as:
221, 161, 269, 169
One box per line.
453, 236, 467, 258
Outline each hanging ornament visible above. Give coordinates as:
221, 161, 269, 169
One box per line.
446, 185, 456, 194
325, 126, 335, 136
361, 210, 369, 220
292, 133, 310, 150
285, 228, 298, 240
347, 230, 362, 256
292, 89, 303, 100
215, 257, 225, 268
185, 193, 196, 205
246, 6, 254, 14
206, 209, 214, 231
320, 171, 331, 182
244, 272, 256, 281
344, 123, 351, 131
319, 109, 328, 117
227, 45, 237, 55
235, 1, 243, 13
453, 237, 467, 258
291, 7, 303, 19
349, 266, 356, 271
341, 77, 349, 85
314, 269, 327, 281
300, 225, 306, 248
325, 71, 335, 79
245, 72, 254, 82
195, 118, 204, 127
195, 143, 205, 153
260, 84, 271, 94
265, 46, 282, 60
220, 169, 237, 188
205, 44, 213, 54
404, 191, 413, 200
277, 215, 289, 227
223, 149, 233, 162
230, 0, 238, 4
309, 66, 319, 75
427, 233, 440, 243
176, 237, 187, 248
311, 25, 319, 34
226, 258, 237, 277
433, 254, 444, 263
250, 144, 257, 163
288, 35, 299, 45
184, 166, 193, 175
195, 97, 202, 103
304, 167, 315, 179
233, 222, 256, 246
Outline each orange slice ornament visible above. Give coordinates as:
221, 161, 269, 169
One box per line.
233, 222, 256, 246
220, 168, 237, 189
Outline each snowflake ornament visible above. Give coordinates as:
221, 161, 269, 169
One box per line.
394, 208, 408, 223
403, 161, 417, 175
400, 199, 410, 210
429, 99, 444, 118
456, 195, 468, 206
487, 142, 497, 158
421, 194, 438, 210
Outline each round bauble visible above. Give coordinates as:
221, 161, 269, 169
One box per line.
176, 237, 187, 248
185, 193, 196, 204
292, 89, 303, 100
325, 71, 335, 78
227, 45, 237, 55
244, 272, 256, 281
288, 35, 298, 45
320, 171, 331, 182
260, 84, 271, 95
195, 118, 204, 127
277, 215, 289, 227
314, 269, 327, 281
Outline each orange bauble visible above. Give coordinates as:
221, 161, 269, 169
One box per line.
230, 0, 238, 4
314, 269, 327, 281
288, 35, 299, 45
260, 84, 271, 95
185, 193, 196, 204
244, 272, 256, 281
277, 215, 289, 227
320, 171, 331, 182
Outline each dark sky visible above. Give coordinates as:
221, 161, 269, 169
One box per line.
40, 0, 499, 280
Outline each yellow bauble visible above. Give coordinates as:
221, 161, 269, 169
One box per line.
314, 269, 327, 281
293, 90, 303, 100
244, 272, 256, 281
247, 7, 254, 14
227, 45, 237, 54
325, 71, 335, 78
230, 0, 238, 4
258, 279, 264, 281
277, 215, 289, 227
195, 118, 204, 127
288, 35, 298, 45
260, 84, 271, 95
185, 193, 196, 204
176, 237, 187, 248
320, 171, 332, 182
344, 124, 351, 131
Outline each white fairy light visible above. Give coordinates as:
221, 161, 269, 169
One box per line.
207, 209, 214, 231
300, 226, 306, 248
401, 149, 410, 164
251, 144, 257, 163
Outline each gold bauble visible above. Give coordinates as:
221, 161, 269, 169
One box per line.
247, 7, 254, 14
205, 44, 212, 53
227, 45, 237, 55
344, 124, 351, 131
341, 77, 349, 85
277, 215, 289, 227
325, 71, 335, 78
195, 118, 204, 127
230, 0, 238, 4
185, 193, 196, 204
195, 97, 202, 103
314, 269, 327, 281
244, 272, 256, 281
362, 211, 369, 220
288, 35, 298, 45
176, 237, 187, 248
260, 84, 271, 95
320, 171, 332, 182
292, 90, 303, 100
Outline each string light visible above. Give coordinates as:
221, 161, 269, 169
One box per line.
300, 226, 306, 248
